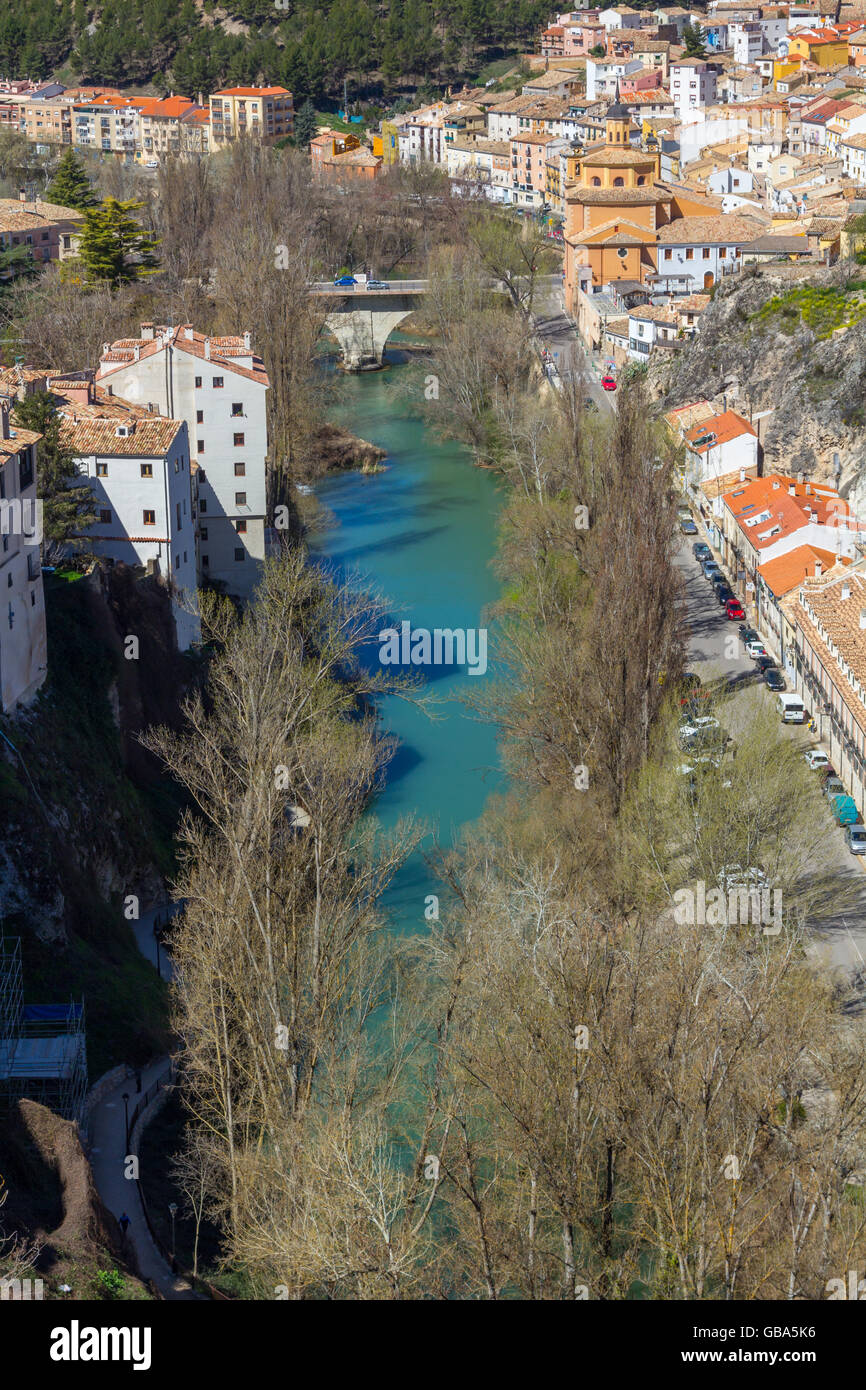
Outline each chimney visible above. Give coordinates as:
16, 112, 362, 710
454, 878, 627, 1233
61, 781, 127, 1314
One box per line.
140, 322, 154, 340
772, 478, 780, 489
739, 467, 746, 482
18, 187, 26, 202
204, 338, 211, 360
184, 326, 194, 341
133, 344, 140, 362
805, 482, 812, 494
788, 483, 796, 495
0, 398, 8, 440
842, 581, 851, 599
860, 606, 866, 630
814, 559, 822, 577
243, 330, 251, 351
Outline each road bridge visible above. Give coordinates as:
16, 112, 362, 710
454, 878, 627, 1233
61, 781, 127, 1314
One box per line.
309, 281, 429, 370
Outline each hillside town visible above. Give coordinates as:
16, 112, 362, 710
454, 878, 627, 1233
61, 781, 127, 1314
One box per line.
4, 1, 866, 1334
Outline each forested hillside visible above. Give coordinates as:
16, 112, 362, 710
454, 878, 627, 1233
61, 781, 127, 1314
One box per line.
0, 0, 551, 102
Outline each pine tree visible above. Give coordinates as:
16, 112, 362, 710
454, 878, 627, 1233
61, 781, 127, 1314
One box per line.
293, 98, 318, 148
45, 148, 99, 211
682, 22, 707, 58
76, 199, 161, 286
12, 391, 99, 562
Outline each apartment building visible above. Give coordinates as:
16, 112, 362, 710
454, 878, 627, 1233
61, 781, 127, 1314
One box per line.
52, 376, 199, 650
138, 96, 200, 160
510, 132, 554, 208
655, 212, 764, 292
0, 397, 46, 712
720, 475, 861, 593
0, 195, 84, 261
0, 206, 61, 280
670, 60, 720, 121
73, 94, 142, 155
208, 87, 293, 148
95, 324, 270, 601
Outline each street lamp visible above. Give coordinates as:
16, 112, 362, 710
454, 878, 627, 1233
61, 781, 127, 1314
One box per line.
168, 1202, 178, 1272
122, 1093, 130, 1149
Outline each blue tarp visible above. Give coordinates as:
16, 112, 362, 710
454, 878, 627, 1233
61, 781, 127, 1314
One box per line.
22, 1004, 83, 1022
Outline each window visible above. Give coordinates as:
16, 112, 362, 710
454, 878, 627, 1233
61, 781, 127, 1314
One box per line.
99, 508, 111, 523
236, 519, 247, 533
591, 176, 601, 186
235, 492, 246, 506
212, 376, 224, 388
96, 461, 108, 477
231, 402, 243, 416
195, 376, 202, 388
685, 248, 694, 260
175, 554, 180, 570
202, 553, 209, 567
234, 462, 246, 477
141, 463, 153, 477
234, 547, 245, 562
199, 498, 206, 513
143, 509, 156, 525
233, 432, 244, 447
663, 247, 672, 259
196, 410, 203, 423
637, 175, 645, 185
613, 177, 624, 187
176, 502, 182, 529
702, 247, 711, 259
200, 526, 208, 540
197, 440, 204, 453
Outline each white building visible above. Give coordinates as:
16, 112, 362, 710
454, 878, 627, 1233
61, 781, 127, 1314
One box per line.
670, 60, 719, 121
54, 377, 199, 650
729, 21, 765, 65
585, 57, 643, 101
599, 6, 643, 32
0, 397, 46, 712
656, 213, 762, 292
841, 133, 866, 182
96, 324, 270, 602
683, 409, 759, 495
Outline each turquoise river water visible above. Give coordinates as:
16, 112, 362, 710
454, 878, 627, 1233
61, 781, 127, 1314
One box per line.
309, 352, 505, 934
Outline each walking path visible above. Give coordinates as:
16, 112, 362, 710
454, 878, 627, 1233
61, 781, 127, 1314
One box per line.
86, 902, 202, 1300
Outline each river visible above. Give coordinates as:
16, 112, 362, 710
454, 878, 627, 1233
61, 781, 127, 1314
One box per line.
309, 351, 505, 934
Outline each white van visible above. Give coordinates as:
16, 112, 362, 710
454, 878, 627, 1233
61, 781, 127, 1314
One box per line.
777, 693, 805, 724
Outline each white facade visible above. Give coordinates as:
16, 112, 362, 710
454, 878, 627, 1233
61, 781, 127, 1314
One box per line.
706, 166, 754, 197
65, 413, 200, 651
670, 61, 719, 122
96, 325, 269, 602
599, 7, 643, 31
656, 236, 746, 292
584, 57, 642, 101
0, 403, 46, 712
842, 137, 866, 182
730, 22, 765, 64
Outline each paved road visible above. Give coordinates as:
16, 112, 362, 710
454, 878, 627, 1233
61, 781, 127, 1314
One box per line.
309, 279, 430, 295
530, 278, 615, 415
87, 904, 201, 1300
676, 528, 866, 996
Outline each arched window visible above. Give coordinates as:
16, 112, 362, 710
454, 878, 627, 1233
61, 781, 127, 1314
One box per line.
591, 176, 601, 186
613, 177, 624, 187
637, 175, 646, 186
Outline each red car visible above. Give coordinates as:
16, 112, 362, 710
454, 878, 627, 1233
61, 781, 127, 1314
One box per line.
725, 598, 745, 621
601, 375, 617, 391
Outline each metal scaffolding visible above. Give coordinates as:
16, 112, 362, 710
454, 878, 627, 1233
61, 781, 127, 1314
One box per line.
0, 937, 87, 1125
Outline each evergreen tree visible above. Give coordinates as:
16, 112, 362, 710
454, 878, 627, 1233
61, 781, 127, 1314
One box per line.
293, 98, 318, 148
45, 148, 99, 211
76, 199, 161, 286
682, 22, 707, 58
12, 390, 99, 562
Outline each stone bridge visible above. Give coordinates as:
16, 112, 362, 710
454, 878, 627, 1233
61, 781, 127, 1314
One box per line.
309, 280, 429, 370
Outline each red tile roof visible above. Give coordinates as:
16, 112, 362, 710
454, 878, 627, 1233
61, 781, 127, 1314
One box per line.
757, 544, 846, 598
724, 475, 851, 551
684, 409, 756, 453
96, 325, 269, 389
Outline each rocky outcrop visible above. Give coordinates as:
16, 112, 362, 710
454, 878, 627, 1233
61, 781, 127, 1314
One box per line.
649, 263, 866, 495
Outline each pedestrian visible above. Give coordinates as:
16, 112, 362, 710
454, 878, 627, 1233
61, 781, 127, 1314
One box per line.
118, 1212, 130, 1243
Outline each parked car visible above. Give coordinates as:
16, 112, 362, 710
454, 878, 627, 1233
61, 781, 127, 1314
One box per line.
738, 624, 759, 643
702, 559, 721, 580
823, 775, 845, 799
831, 793, 859, 826
366, 280, 390, 290
716, 585, 735, 606
755, 655, 775, 674
764, 667, 785, 691
680, 518, 698, 535
679, 716, 721, 743
805, 749, 831, 771
745, 639, 767, 659
601, 375, 617, 391
848, 824, 866, 854
693, 542, 711, 561
725, 598, 745, 620
334, 274, 357, 287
